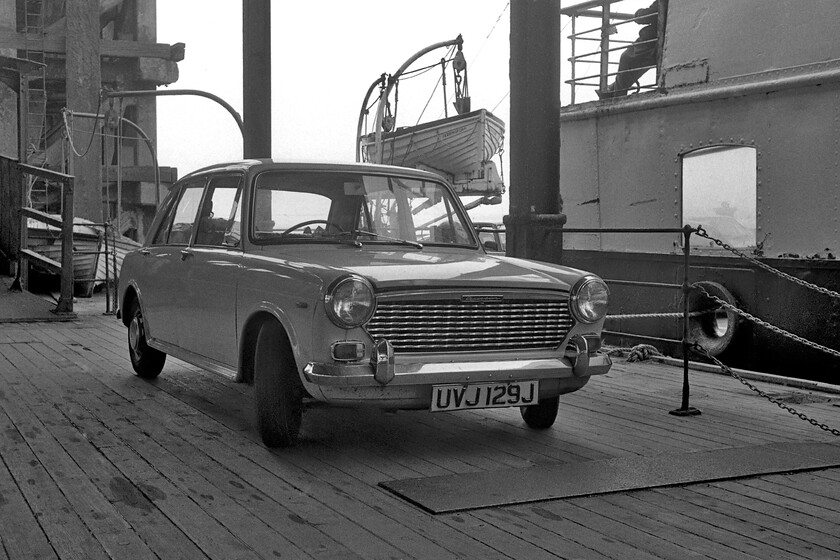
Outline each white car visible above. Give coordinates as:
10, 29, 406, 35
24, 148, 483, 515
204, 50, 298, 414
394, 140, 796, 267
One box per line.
118, 160, 612, 446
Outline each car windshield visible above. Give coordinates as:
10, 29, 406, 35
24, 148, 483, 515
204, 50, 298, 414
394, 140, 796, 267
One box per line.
251, 171, 477, 247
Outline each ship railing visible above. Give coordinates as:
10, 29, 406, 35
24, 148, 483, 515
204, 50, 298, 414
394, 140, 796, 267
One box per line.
560, 0, 662, 104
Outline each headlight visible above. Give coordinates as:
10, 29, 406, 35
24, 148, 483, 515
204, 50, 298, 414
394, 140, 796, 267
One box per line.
325, 276, 376, 328
570, 276, 609, 323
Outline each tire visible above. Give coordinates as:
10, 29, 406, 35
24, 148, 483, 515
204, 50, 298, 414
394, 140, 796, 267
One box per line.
254, 321, 304, 447
520, 396, 560, 429
127, 299, 166, 379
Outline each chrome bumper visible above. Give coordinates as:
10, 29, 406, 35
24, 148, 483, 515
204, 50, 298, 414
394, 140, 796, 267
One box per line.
303, 342, 611, 388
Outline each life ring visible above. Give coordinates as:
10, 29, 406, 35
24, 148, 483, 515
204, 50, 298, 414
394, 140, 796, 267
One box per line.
685, 281, 738, 356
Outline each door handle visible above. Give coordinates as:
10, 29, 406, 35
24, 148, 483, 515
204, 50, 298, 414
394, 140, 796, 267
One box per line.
139, 248, 151, 256
180, 249, 193, 261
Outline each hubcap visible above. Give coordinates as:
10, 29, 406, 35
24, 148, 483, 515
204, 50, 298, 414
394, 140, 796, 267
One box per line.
129, 315, 142, 351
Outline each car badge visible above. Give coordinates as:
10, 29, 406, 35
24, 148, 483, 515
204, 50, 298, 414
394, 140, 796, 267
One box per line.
461, 294, 504, 303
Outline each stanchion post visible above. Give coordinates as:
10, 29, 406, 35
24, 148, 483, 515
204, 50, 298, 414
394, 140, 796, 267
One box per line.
671, 224, 701, 416
54, 179, 75, 315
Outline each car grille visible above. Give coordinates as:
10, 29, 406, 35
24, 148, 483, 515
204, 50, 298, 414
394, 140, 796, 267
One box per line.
365, 297, 573, 353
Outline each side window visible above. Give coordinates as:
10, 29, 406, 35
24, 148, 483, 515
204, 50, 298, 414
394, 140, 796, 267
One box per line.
682, 146, 757, 248
195, 175, 243, 247
166, 181, 206, 245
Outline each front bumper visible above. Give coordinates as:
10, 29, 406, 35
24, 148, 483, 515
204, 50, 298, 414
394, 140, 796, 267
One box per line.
303, 352, 612, 388
304, 333, 611, 389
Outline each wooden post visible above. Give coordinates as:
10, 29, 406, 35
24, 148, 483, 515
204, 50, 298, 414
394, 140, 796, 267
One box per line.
65, 0, 102, 224
55, 177, 75, 314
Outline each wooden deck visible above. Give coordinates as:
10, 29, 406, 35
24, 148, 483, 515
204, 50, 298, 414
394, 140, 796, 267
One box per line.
1, 298, 839, 559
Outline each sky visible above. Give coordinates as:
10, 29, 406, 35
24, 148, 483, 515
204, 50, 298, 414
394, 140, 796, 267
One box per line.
156, 1, 512, 222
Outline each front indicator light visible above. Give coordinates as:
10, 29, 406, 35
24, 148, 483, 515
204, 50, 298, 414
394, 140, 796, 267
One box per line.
331, 341, 365, 362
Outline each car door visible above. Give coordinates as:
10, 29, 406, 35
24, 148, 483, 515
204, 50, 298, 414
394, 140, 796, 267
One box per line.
180, 174, 244, 367
138, 178, 206, 348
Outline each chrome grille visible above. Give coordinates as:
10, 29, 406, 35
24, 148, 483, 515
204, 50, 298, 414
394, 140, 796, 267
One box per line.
365, 298, 573, 353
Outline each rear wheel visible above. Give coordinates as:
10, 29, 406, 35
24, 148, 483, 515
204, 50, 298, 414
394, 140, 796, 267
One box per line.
127, 299, 166, 378
254, 321, 304, 447
521, 396, 560, 429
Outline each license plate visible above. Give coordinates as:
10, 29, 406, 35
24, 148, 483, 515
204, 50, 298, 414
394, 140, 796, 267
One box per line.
430, 380, 539, 412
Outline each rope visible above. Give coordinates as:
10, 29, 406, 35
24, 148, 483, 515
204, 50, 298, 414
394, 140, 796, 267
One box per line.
604, 343, 663, 362
607, 309, 716, 320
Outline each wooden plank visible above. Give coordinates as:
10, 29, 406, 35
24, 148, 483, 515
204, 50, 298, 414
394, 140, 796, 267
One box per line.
4, 312, 840, 560
691, 481, 840, 555
0, 344, 162, 560
20, 248, 61, 272
633, 488, 790, 560
0, 408, 111, 560
654, 485, 831, 558
0, 417, 59, 560
600, 491, 772, 559
2, 341, 208, 560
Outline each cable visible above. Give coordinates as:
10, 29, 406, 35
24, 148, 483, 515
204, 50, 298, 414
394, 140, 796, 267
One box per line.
63, 92, 104, 158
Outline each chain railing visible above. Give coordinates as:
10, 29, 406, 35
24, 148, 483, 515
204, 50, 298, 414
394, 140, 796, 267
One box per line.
696, 285, 840, 360
564, 224, 839, 428
695, 226, 840, 300
690, 342, 840, 436
688, 228, 839, 433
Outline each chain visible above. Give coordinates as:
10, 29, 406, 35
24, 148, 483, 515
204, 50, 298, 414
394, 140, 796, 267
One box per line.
696, 287, 840, 360
694, 227, 840, 299
689, 342, 840, 436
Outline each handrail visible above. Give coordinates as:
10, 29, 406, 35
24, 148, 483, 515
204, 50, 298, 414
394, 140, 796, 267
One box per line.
17, 162, 75, 315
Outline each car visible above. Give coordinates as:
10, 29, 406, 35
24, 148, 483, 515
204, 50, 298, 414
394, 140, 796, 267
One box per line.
118, 160, 612, 447
474, 221, 506, 254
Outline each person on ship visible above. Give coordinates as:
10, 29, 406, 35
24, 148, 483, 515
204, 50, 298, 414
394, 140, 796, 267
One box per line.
598, 0, 667, 99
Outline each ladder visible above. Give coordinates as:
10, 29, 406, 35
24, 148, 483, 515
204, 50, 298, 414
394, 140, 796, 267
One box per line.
23, 0, 52, 210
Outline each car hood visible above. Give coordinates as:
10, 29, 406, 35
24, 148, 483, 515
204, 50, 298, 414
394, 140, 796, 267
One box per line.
256, 245, 588, 292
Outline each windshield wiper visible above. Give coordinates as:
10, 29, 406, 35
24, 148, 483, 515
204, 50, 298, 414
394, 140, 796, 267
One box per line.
345, 229, 423, 249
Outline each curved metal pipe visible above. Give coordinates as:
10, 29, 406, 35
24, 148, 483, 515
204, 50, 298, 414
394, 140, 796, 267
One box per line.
70, 111, 161, 207
104, 88, 245, 139
356, 74, 387, 162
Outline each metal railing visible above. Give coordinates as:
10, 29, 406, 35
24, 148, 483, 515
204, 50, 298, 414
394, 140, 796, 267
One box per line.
560, 0, 662, 103
17, 163, 75, 315
560, 225, 701, 415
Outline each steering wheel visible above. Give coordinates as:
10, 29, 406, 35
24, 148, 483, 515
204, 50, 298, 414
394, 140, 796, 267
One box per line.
281, 219, 345, 236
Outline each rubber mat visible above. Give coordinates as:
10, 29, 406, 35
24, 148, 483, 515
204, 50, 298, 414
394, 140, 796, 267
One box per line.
379, 441, 840, 514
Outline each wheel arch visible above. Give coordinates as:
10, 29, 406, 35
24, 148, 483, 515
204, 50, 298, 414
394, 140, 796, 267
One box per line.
121, 283, 140, 327
238, 307, 298, 384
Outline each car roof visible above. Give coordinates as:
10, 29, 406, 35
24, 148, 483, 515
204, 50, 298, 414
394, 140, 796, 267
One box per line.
179, 159, 448, 184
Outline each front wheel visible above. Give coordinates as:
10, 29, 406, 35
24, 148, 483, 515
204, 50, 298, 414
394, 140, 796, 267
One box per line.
254, 321, 304, 447
127, 299, 166, 378
520, 396, 559, 429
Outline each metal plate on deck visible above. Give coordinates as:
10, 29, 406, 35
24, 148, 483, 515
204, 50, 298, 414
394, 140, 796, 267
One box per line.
379, 441, 840, 514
